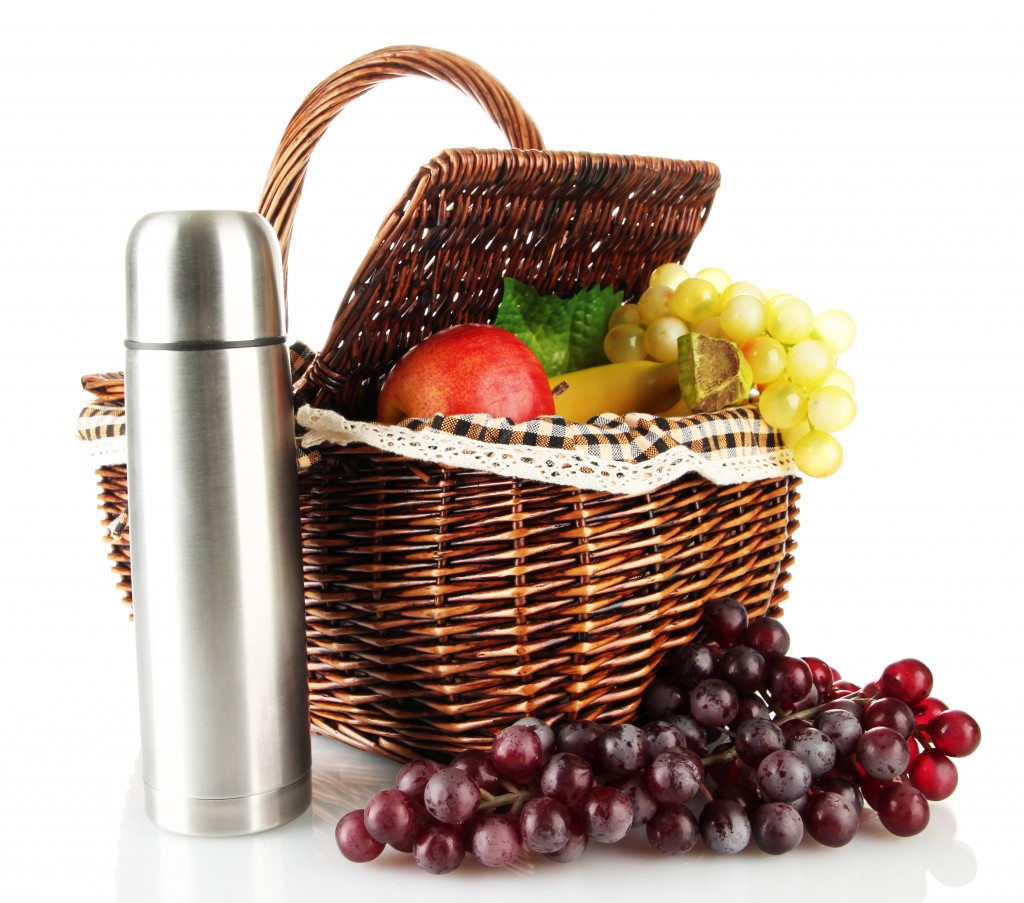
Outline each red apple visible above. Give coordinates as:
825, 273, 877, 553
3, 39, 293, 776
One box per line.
376, 324, 555, 423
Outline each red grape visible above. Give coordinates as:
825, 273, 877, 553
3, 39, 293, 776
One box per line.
702, 597, 749, 647
646, 803, 700, 854
878, 658, 933, 705
335, 810, 385, 863
423, 767, 480, 824
492, 724, 545, 781
877, 782, 930, 837
929, 710, 982, 757
804, 791, 859, 847
471, 813, 522, 867
908, 748, 959, 801
413, 822, 466, 874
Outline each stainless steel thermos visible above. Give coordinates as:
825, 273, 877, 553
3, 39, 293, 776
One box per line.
125, 211, 311, 836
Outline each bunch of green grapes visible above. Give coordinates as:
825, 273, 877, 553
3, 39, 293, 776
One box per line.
604, 264, 857, 478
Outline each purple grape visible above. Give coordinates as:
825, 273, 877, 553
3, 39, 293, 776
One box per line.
609, 774, 658, 826
856, 726, 911, 780
644, 679, 686, 717
395, 758, 442, 802
814, 708, 863, 757
470, 813, 522, 867
864, 697, 917, 740
733, 694, 772, 725
804, 791, 859, 847
544, 810, 589, 863
769, 656, 814, 706
413, 822, 465, 874
785, 726, 837, 778
363, 789, 420, 848
751, 801, 804, 854
803, 656, 836, 696
816, 776, 864, 813
699, 799, 752, 853
646, 804, 699, 854
597, 723, 651, 776
689, 678, 740, 728
492, 724, 544, 782
666, 714, 709, 755
713, 781, 762, 814
780, 717, 814, 744
646, 750, 703, 805
519, 797, 571, 854
556, 720, 605, 763
702, 597, 749, 647
877, 782, 930, 836
734, 717, 785, 767
423, 767, 481, 825
669, 644, 719, 687
716, 645, 768, 693
335, 810, 385, 862
642, 720, 688, 756
743, 617, 791, 660
781, 682, 820, 715
757, 749, 813, 803
580, 786, 634, 843
450, 749, 502, 793
514, 717, 556, 759
539, 752, 594, 806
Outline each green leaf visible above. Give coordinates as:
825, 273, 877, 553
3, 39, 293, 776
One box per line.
494, 278, 623, 376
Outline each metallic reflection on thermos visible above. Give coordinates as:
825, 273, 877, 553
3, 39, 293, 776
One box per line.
125, 211, 310, 836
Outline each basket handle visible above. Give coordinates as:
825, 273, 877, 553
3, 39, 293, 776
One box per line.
257, 45, 545, 279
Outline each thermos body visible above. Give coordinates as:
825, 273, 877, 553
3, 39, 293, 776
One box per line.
125, 211, 311, 836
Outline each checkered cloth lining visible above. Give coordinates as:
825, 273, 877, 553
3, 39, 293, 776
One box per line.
78, 341, 795, 488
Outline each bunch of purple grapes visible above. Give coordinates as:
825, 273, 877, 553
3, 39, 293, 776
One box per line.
334, 599, 981, 873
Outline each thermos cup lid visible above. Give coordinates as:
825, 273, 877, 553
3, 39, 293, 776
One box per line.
126, 211, 286, 346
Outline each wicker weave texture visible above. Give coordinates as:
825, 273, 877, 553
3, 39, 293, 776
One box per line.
89, 46, 801, 762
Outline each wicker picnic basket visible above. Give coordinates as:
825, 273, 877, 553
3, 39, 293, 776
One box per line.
84, 46, 800, 762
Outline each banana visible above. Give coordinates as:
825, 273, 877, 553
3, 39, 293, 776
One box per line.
548, 360, 682, 422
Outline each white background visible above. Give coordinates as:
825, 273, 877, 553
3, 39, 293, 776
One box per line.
2, 1, 1021, 900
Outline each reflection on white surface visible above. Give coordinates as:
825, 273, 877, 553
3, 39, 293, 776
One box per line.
116, 735, 978, 902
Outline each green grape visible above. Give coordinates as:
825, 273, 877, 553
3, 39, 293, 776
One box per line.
764, 291, 792, 311
644, 316, 689, 362
766, 297, 814, 345
721, 280, 765, 304
649, 262, 690, 290
786, 339, 835, 388
637, 285, 673, 324
807, 385, 857, 432
743, 335, 787, 385
812, 309, 857, 355
693, 315, 723, 338
695, 267, 732, 293
794, 430, 843, 478
604, 323, 648, 363
608, 303, 643, 329
781, 418, 812, 450
758, 379, 808, 430
822, 367, 856, 396
668, 278, 720, 323
720, 294, 768, 345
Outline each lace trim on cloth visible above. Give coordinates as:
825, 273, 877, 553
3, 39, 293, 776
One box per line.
296, 405, 796, 493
